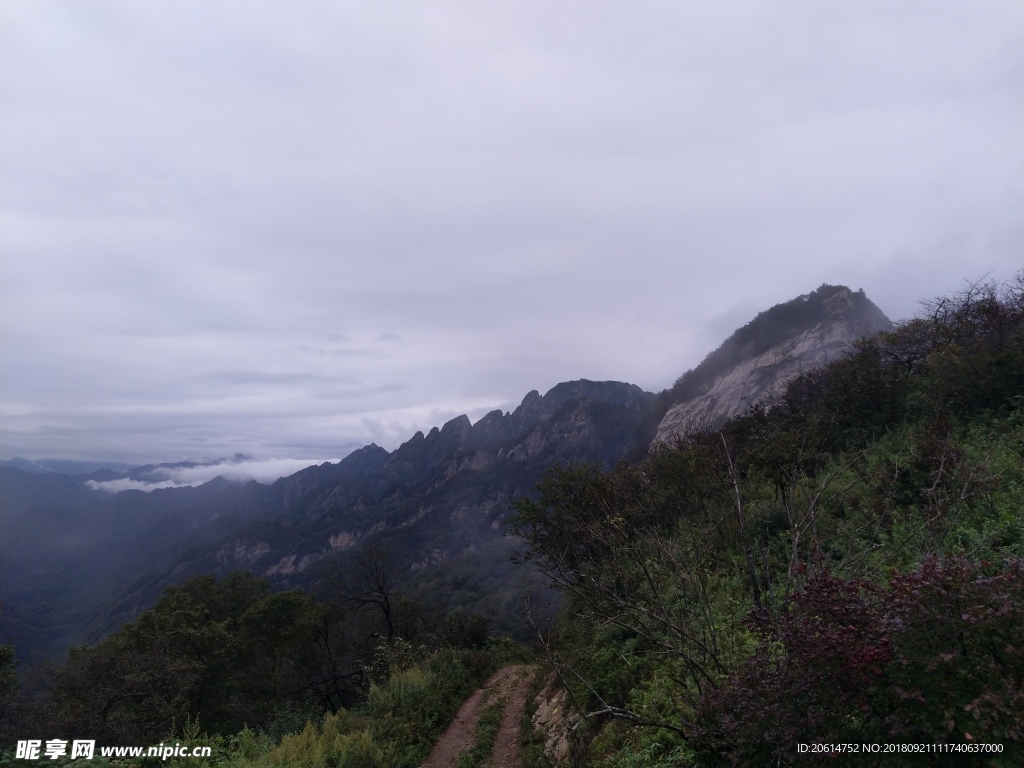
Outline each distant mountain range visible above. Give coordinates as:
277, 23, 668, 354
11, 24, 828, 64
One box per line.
0, 458, 136, 475
0, 284, 891, 661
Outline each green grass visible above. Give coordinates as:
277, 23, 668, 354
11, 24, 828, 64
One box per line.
454, 695, 506, 768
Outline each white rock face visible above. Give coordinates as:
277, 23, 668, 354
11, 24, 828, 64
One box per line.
653, 288, 891, 445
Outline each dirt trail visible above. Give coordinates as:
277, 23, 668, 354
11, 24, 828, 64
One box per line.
489, 666, 537, 767
420, 664, 537, 768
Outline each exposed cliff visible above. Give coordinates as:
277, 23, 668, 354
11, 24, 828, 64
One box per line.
654, 285, 891, 444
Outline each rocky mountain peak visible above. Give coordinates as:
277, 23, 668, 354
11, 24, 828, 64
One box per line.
653, 284, 892, 445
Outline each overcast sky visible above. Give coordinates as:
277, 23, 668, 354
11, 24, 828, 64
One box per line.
1, 1, 1021, 470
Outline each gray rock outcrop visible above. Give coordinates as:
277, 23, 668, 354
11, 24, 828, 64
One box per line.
654, 286, 891, 445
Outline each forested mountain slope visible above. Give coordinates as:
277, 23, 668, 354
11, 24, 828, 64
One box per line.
0, 381, 654, 657
511, 277, 1024, 766
68, 382, 658, 646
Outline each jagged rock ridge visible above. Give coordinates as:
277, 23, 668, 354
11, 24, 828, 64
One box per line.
0, 378, 657, 655
654, 285, 891, 444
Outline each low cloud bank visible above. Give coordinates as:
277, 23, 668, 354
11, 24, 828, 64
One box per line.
85, 456, 340, 493
86, 478, 182, 493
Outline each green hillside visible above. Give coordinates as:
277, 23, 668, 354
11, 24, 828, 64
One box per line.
509, 276, 1024, 766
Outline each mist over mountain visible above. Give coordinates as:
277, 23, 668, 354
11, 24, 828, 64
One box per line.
0, 285, 890, 660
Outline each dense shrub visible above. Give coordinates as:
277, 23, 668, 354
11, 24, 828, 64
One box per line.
692, 557, 1024, 766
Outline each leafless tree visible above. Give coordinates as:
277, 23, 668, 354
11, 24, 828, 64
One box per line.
331, 542, 399, 644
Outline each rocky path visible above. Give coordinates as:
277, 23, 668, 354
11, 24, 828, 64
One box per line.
420, 664, 537, 768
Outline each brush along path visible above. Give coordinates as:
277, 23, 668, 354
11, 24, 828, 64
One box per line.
420, 664, 537, 768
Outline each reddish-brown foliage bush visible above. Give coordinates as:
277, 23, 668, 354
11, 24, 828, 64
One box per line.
692, 557, 1024, 766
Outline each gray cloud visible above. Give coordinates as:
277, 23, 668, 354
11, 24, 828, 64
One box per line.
1, 1, 1021, 463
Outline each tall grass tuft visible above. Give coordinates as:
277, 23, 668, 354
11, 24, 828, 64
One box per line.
207, 646, 501, 768
266, 712, 385, 768
367, 666, 434, 717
